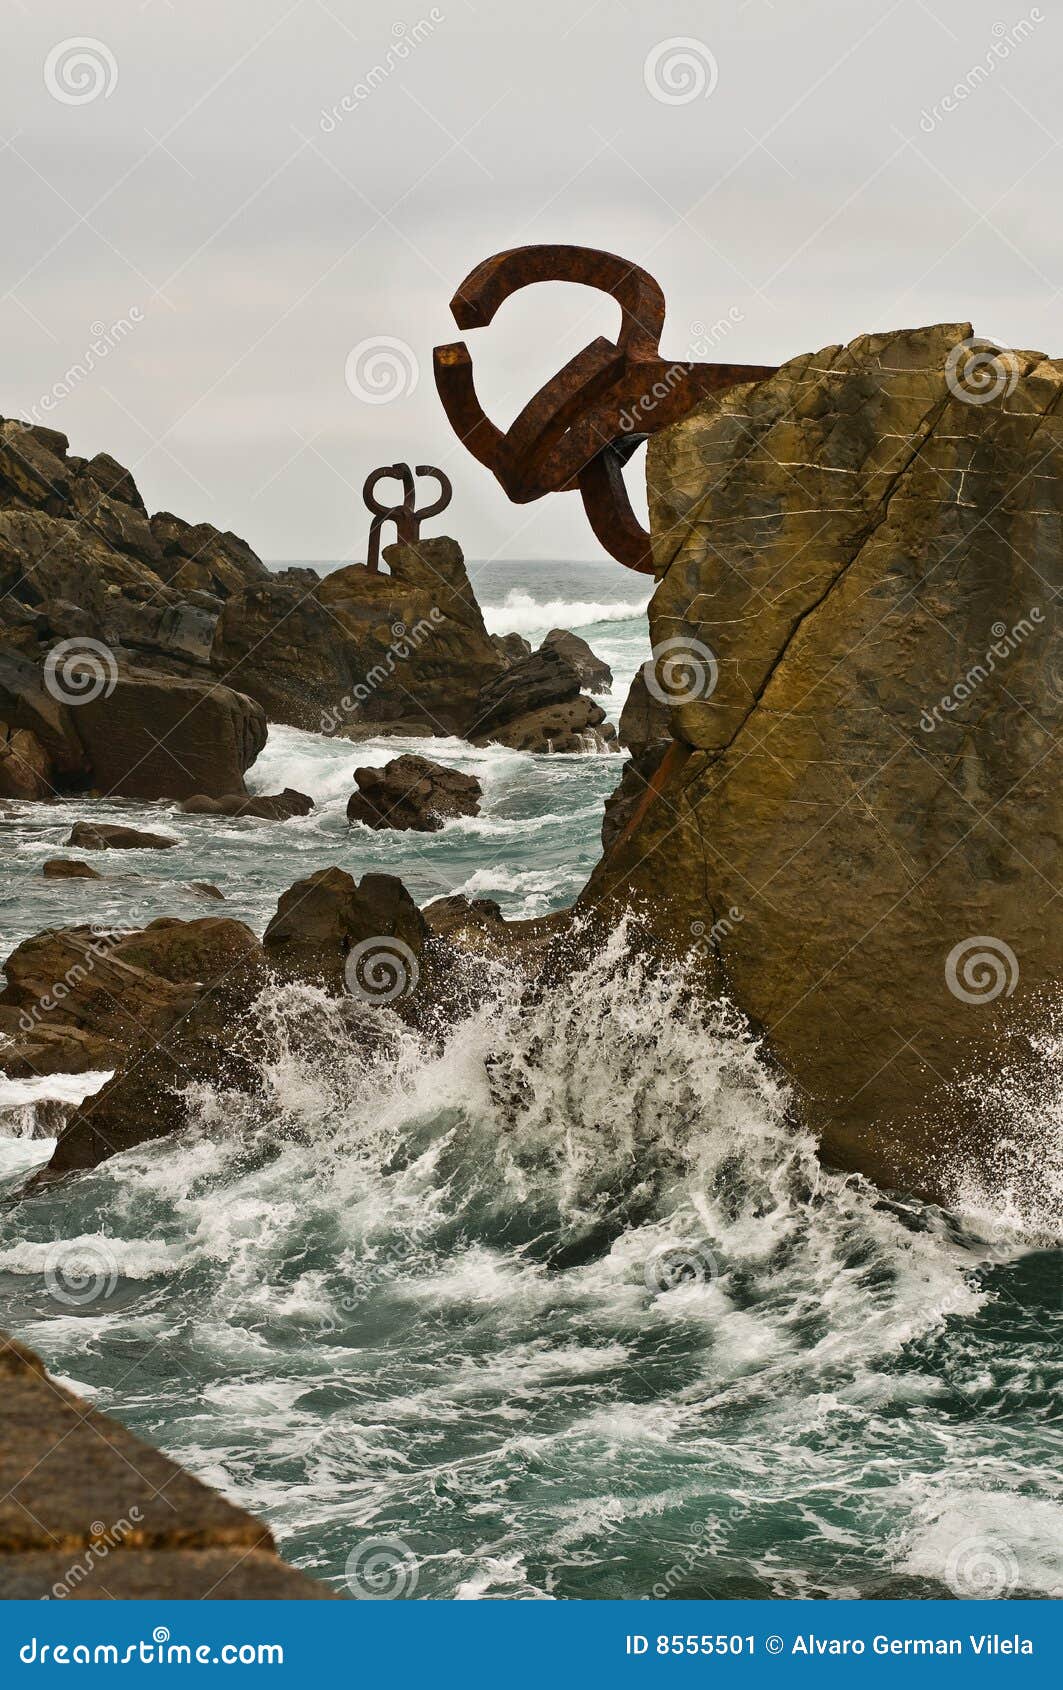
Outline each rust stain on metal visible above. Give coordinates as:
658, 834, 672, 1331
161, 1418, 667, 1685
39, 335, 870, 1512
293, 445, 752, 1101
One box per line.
434, 244, 776, 573
362, 462, 453, 572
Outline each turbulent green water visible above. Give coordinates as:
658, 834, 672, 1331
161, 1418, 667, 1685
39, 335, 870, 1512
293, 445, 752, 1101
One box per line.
1, 562, 1060, 1601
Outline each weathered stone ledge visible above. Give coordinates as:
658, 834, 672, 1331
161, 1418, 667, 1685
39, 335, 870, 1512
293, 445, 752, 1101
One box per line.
0, 1333, 336, 1600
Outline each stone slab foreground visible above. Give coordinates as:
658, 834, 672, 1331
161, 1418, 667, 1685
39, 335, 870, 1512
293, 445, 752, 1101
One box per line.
0, 1334, 336, 1600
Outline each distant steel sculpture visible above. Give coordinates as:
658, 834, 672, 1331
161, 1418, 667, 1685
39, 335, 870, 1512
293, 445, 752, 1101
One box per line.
434, 244, 776, 573
362, 462, 452, 572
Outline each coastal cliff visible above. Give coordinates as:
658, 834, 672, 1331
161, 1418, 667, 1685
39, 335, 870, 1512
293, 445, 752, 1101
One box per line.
584, 324, 1062, 1203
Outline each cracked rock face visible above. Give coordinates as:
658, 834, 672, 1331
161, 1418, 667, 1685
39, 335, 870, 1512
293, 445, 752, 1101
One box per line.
585, 323, 1063, 1204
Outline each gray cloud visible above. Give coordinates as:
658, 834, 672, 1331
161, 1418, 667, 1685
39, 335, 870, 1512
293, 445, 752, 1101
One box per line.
3, 0, 1060, 563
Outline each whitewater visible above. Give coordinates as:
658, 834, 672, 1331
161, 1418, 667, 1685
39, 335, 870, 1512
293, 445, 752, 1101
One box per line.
1, 561, 1060, 1601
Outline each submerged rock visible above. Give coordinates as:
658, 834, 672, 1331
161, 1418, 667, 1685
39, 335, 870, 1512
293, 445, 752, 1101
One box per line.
66, 821, 177, 850
346, 754, 481, 832
178, 788, 314, 820
41, 858, 101, 879
585, 322, 1063, 1204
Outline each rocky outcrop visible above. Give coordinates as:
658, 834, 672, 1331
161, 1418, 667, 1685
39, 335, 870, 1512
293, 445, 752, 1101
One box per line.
0, 659, 267, 804
209, 579, 355, 732
600, 742, 670, 856
584, 323, 1063, 1205
67, 821, 176, 850
346, 754, 481, 832
178, 788, 313, 820
0, 1333, 334, 1598
72, 671, 266, 801
315, 537, 503, 736
600, 667, 674, 853
470, 645, 618, 753
0, 419, 268, 800
0, 916, 263, 1082
491, 632, 532, 667
541, 628, 612, 693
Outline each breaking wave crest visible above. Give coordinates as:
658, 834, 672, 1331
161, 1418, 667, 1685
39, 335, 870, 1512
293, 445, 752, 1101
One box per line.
482, 588, 650, 638
4, 924, 1059, 1598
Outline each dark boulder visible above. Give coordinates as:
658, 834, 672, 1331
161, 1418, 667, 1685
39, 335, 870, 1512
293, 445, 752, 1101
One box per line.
262, 866, 427, 1000
66, 822, 177, 850
346, 754, 481, 832
541, 628, 612, 693
468, 645, 616, 752
70, 669, 266, 801
41, 858, 101, 879
178, 788, 313, 820
490, 632, 532, 667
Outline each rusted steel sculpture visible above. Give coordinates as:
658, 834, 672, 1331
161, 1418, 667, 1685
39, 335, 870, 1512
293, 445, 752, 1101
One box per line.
362, 462, 452, 572
434, 244, 776, 573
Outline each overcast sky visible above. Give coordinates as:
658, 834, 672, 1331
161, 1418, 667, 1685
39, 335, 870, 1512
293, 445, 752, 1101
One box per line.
3, 0, 1062, 563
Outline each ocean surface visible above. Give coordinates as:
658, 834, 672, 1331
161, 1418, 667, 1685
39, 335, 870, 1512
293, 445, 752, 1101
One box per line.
1, 560, 1060, 1602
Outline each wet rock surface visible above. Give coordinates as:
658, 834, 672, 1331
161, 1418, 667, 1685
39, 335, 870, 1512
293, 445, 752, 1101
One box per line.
346, 753, 481, 832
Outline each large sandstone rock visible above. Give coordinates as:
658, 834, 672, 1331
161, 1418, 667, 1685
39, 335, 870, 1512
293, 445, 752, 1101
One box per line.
617, 665, 671, 755
70, 670, 266, 801
346, 754, 481, 832
0, 1334, 334, 1598
314, 536, 503, 737
585, 323, 1063, 1204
